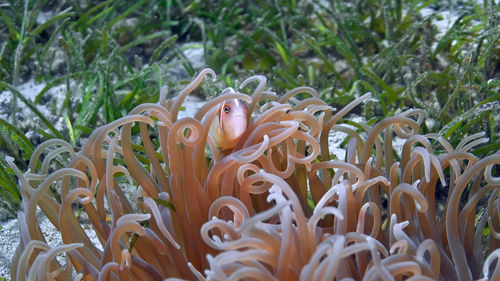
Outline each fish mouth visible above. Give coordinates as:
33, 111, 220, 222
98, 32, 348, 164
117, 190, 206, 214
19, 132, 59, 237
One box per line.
226, 115, 247, 139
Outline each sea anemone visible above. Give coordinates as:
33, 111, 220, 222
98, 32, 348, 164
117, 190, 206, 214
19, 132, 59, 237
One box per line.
8, 68, 500, 280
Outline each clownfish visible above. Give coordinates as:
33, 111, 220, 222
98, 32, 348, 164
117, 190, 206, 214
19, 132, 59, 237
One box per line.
209, 88, 247, 150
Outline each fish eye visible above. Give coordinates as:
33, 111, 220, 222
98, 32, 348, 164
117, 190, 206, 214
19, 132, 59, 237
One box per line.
223, 105, 230, 113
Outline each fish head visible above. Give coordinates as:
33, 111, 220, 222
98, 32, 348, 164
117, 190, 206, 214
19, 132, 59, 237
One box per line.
219, 98, 247, 144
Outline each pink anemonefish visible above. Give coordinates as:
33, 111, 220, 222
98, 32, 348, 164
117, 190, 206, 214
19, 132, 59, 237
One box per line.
209, 87, 247, 150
